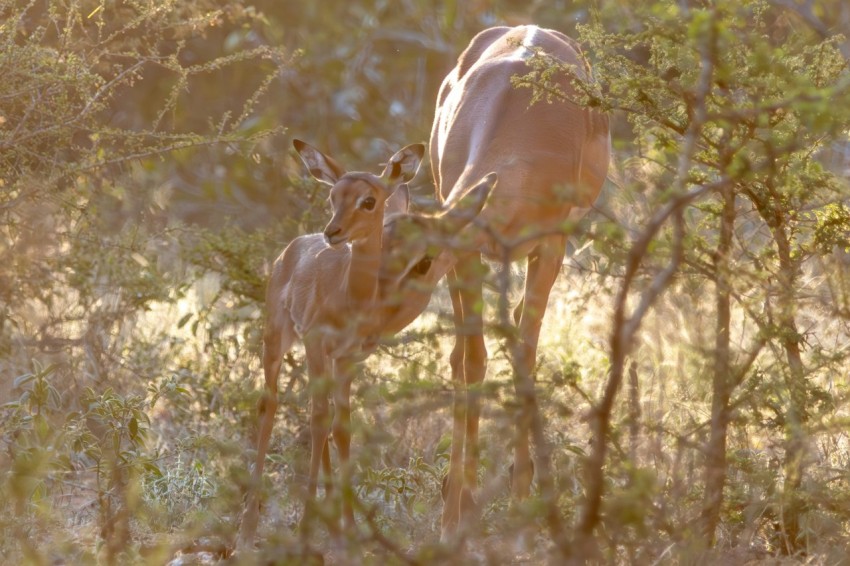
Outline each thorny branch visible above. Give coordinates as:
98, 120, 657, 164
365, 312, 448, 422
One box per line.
569, 9, 721, 560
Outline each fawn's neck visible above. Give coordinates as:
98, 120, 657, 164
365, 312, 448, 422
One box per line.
345, 217, 383, 310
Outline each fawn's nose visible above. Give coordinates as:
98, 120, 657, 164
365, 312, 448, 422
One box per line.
324, 225, 343, 245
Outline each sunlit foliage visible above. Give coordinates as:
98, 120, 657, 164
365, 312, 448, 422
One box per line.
1, 0, 849, 564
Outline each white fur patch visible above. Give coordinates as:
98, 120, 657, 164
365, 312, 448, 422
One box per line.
509, 25, 540, 61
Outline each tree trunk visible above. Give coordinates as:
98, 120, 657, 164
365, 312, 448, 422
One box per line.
749, 185, 809, 553
772, 220, 808, 554
700, 185, 736, 544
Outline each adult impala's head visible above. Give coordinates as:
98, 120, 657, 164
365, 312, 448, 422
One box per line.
293, 139, 425, 246
376, 173, 497, 335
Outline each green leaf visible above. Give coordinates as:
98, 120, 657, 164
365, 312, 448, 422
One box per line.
129, 416, 139, 441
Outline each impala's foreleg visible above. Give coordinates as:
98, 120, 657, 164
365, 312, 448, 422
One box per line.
332, 357, 357, 528
239, 307, 295, 548
304, 342, 332, 528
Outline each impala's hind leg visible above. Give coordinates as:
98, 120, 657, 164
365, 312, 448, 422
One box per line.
238, 308, 296, 548
441, 254, 487, 541
511, 235, 566, 499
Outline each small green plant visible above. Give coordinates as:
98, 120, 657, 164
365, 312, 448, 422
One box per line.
143, 456, 217, 530
1, 363, 64, 520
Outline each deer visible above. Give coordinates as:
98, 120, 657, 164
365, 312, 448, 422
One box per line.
237, 139, 495, 548
326, 25, 611, 541
429, 24, 610, 540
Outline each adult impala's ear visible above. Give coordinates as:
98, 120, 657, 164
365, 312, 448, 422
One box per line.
381, 143, 425, 185
293, 139, 346, 186
385, 183, 410, 216
439, 173, 495, 234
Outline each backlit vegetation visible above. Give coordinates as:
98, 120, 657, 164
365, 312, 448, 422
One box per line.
2, 0, 849, 564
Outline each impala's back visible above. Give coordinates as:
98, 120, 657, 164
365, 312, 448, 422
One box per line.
430, 25, 610, 258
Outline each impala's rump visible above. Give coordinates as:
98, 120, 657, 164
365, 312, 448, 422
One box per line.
431, 24, 609, 255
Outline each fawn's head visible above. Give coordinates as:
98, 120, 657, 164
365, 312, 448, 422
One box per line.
293, 139, 424, 246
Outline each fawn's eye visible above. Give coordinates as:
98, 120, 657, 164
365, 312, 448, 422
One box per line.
360, 197, 376, 211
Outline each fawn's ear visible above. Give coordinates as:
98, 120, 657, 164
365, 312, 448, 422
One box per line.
438, 173, 495, 234
293, 139, 347, 186
381, 143, 425, 186
384, 183, 410, 216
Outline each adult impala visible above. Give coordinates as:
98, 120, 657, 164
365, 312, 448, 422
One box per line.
238, 139, 494, 547
432, 24, 610, 539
